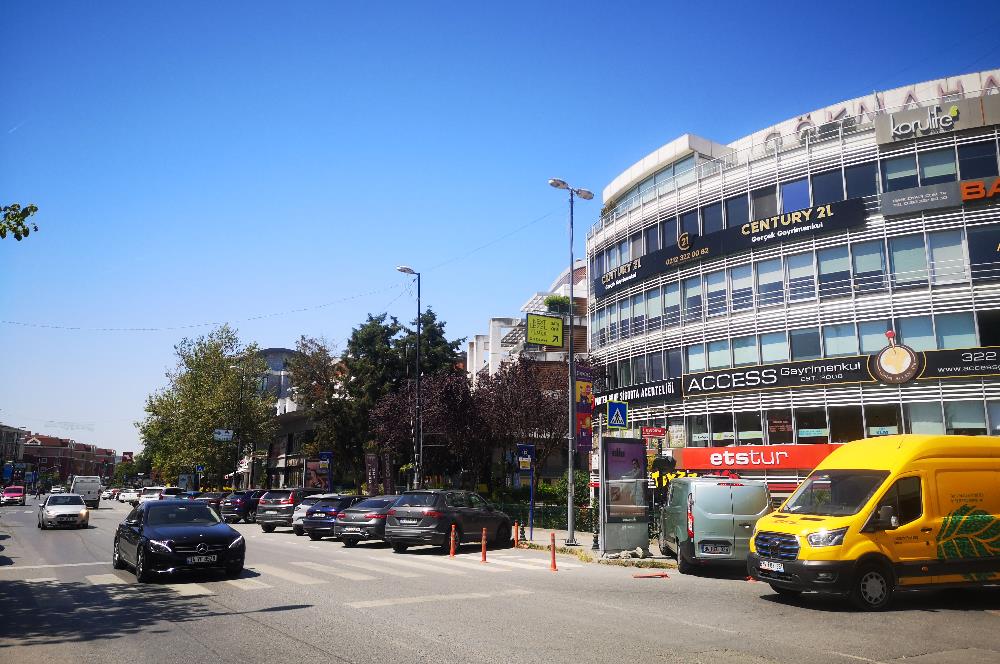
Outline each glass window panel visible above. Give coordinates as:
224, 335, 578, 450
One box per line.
811, 169, 843, 205
619, 238, 630, 264
796, 407, 828, 444
648, 351, 664, 382
607, 303, 618, 341
852, 241, 886, 293
766, 409, 794, 444
705, 270, 727, 316
944, 401, 987, 435
631, 233, 643, 260
898, 316, 935, 351
687, 414, 709, 447
823, 323, 859, 357
597, 308, 607, 346
935, 312, 976, 349
989, 401, 1000, 436
958, 141, 999, 180
646, 287, 661, 330
780, 178, 810, 213
618, 357, 632, 387
818, 246, 851, 298
632, 292, 645, 335
890, 234, 928, 288
790, 327, 821, 361
663, 282, 680, 327
682, 276, 702, 322
829, 406, 864, 444
919, 148, 957, 185
674, 155, 696, 187
751, 185, 778, 219
618, 298, 631, 339
708, 339, 730, 370
905, 402, 944, 435
654, 165, 674, 184
760, 332, 788, 363
680, 209, 699, 237
644, 225, 660, 254
666, 349, 683, 378
730, 265, 753, 311
787, 252, 816, 301
736, 412, 764, 445
686, 344, 705, 373
882, 155, 918, 192
859, 319, 892, 353
661, 217, 677, 247
607, 244, 620, 270
866, 404, 901, 437
928, 230, 967, 284
702, 202, 724, 234
732, 335, 758, 367
605, 361, 617, 389
710, 412, 735, 447
724, 194, 749, 229
756, 258, 784, 307
845, 162, 879, 198
633, 354, 647, 384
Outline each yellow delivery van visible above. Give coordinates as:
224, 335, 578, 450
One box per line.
747, 434, 1000, 610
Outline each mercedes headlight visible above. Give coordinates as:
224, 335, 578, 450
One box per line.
148, 539, 173, 553
806, 527, 848, 547
228, 534, 245, 549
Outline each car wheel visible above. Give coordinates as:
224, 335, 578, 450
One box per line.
293, 525, 304, 536
308, 533, 323, 541
246, 511, 256, 523
392, 543, 409, 554
850, 563, 894, 611
342, 539, 357, 548
135, 547, 152, 583
677, 549, 693, 575
769, 584, 802, 598
113, 538, 125, 570
261, 524, 275, 533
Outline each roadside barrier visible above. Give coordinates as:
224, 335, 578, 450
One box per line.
549, 533, 557, 572
450, 524, 457, 558
481, 528, 488, 563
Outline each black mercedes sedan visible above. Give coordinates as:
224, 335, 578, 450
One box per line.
113, 499, 245, 582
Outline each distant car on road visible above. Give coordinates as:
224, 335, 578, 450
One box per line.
118, 488, 140, 503
384, 490, 512, 553
301, 495, 367, 540
50, 486, 66, 494
256, 488, 327, 533
113, 500, 245, 582
38, 493, 90, 529
220, 489, 267, 523
1, 485, 26, 506
334, 495, 399, 547
195, 492, 228, 513
138, 487, 185, 506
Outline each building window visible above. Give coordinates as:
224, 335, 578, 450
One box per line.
790, 327, 821, 361
786, 252, 816, 301
631, 233, 643, 260
751, 185, 778, 219
882, 155, 918, 192
780, 178, 810, 213
597, 308, 607, 346
823, 323, 859, 357
811, 169, 844, 205
666, 349, 683, 378
736, 412, 764, 445
730, 265, 753, 311
756, 258, 784, 307
829, 406, 864, 443
708, 339, 730, 370
607, 305, 618, 341
989, 401, 1000, 436
724, 194, 749, 229
796, 407, 829, 444
680, 209, 699, 238
732, 335, 758, 367
859, 319, 892, 353
904, 402, 944, 434
619, 298, 631, 339
632, 292, 646, 336
889, 234, 928, 288
944, 401, 987, 435
682, 276, 702, 322
606, 244, 619, 270
644, 225, 660, 255
918, 148, 957, 186
648, 351, 664, 382
686, 344, 706, 373
852, 240, 887, 293
618, 359, 632, 387
705, 270, 727, 317
766, 409, 794, 444
898, 315, 935, 351
663, 282, 681, 327
702, 202, 724, 234
935, 312, 976, 349
845, 161, 879, 198
928, 230, 967, 284
661, 217, 678, 247
646, 287, 661, 331
633, 355, 647, 384
866, 404, 901, 436
687, 414, 709, 447
979, 310, 1000, 347
760, 331, 788, 363
619, 238, 630, 264
675, 155, 696, 187
711, 412, 735, 447
958, 141, 999, 180
818, 246, 851, 298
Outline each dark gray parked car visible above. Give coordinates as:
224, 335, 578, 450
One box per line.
384, 490, 511, 553
256, 488, 327, 533
334, 495, 399, 547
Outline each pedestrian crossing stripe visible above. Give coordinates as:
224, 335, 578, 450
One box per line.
608, 401, 628, 429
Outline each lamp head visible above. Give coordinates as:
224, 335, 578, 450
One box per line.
396, 265, 417, 275
548, 178, 569, 190
576, 189, 595, 200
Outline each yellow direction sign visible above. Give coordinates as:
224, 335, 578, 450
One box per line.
526, 313, 563, 346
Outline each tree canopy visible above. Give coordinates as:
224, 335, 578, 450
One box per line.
1, 203, 39, 241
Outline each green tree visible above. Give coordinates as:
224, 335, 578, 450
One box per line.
1, 203, 39, 240
112, 460, 135, 485
136, 325, 276, 488
396, 308, 465, 377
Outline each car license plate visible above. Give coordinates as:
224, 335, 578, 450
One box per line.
700, 543, 731, 555
760, 560, 784, 572
399, 518, 419, 525
186, 555, 217, 564
265, 510, 277, 514
343, 526, 361, 532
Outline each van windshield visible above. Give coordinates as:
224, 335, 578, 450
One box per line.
781, 470, 889, 516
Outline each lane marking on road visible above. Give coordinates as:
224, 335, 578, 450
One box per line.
375, 557, 468, 576
335, 560, 421, 577
416, 555, 510, 573
164, 582, 214, 597
291, 561, 376, 581
23, 510, 32, 514
249, 563, 326, 585
347, 588, 532, 608
225, 578, 272, 590
86, 574, 128, 586
0, 561, 107, 571
505, 556, 582, 569
25, 577, 58, 583
476, 558, 553, 571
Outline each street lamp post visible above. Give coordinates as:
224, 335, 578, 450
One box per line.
396, 265, 422, 490
548, 178, 594, 547
230, 364, 247, 490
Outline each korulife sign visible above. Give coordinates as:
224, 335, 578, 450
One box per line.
875, 99, 984, 144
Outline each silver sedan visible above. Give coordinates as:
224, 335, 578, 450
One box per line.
38, 493, 90, 529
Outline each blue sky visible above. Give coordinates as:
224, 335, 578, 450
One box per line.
2, 1, 998, 453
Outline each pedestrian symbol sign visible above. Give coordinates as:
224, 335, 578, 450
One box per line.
608, 401, 628, 429
525, 313, 564, 347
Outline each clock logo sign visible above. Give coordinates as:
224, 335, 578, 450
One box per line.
871, 330, 920, 384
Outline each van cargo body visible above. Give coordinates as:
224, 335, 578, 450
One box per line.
70, 476, 103, 509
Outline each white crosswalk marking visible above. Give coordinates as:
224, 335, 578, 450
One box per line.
291, 561, 375, 581
504, 556, 581, 569
86, 574, 128, 585
346, 588, 531, 608
26, 577, 58, 583
250, 563, 326, 585
475, 558, 547, 571
225, 578, 273, 590
335, 560, 421, 578
419, 554, 510, 573
376, 557, 468, 576
164, 583, 214, 597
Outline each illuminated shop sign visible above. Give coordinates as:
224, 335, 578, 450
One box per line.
678, 444, 841, 471
961, 176, 1000, 203
594, 378, 681, 407
874, 98, 985, 144
594, 198, 867, 298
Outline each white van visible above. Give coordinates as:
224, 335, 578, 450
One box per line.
70, 476, 103, 509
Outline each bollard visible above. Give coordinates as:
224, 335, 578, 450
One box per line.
481, 527, 488, 563
513, 521, 519, 548
450, 523, 456, 558
550, 532, 558, 572
518, 520, 526, 546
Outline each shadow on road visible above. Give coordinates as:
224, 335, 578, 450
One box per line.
758, 586, 1000, 613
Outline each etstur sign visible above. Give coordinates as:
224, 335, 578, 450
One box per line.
678, 444, 841, 471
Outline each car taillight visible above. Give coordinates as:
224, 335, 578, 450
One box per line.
387, 509, 396, 516
281, 498, 293, 505
424, 510, 442, 519
365, 513, 387, 519
233, 499, 243, 504
686, 496, 694, 539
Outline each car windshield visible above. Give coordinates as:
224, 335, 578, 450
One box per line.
395, 493, 438, 507
353, 498, 395, 510
6, 488, 24, 494
146, 504, 222, 525
781, 470, 890, 516
262, 491, 291, 500
48, 495, 84, 506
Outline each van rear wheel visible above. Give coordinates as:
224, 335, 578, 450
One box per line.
677, 550, 693, 575
850, 563, 894, 611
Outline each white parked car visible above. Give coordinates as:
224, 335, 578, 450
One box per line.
38, 493, 90, 529
118, 488, 140, 503
137, 486, 185, 505
50, 486, 66, 494
101, 489, 114, 500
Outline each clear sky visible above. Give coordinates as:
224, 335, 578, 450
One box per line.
2, 1, 998, 453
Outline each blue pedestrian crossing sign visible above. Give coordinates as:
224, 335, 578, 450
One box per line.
608, 401, 628, 429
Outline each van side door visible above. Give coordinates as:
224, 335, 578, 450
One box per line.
872, 474, 935, 587
692, 482, 736, 559
731, 483, 771, 559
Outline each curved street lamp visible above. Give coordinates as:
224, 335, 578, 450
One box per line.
396, 265, 422, 489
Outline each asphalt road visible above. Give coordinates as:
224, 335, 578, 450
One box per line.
1, 498, 999, 664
